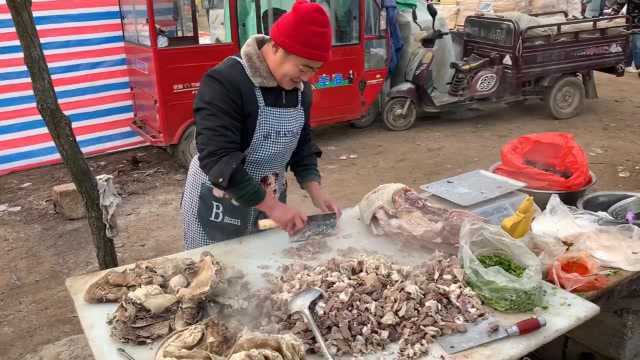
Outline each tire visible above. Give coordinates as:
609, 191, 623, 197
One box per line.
350, 100, 379, 129
175, 125, 196, 169
544, 76, 585, 120
382, 97, 417, 131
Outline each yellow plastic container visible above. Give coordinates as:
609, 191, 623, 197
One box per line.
501, 196, 535, 239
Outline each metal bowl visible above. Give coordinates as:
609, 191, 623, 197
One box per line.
608, 196, 640, 225
577, 191, 640, 213
489, 163, 597, 209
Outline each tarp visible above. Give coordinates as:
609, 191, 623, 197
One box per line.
383, 0, 404, 74
396, 0, 417, 11
0, 0, 146, 176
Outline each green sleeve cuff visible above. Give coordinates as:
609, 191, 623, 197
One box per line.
296, 167, 321, 187
226, 177, 266, 208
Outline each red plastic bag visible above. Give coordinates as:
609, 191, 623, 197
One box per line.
495, 132, 591, 191
546, 252, 608, 292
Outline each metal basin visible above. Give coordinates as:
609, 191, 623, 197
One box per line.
608, 196, 640, 225
489, 163, 596, 209
577, 191, 640, 213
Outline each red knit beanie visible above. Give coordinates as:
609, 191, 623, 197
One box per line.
270, 0, 332, 62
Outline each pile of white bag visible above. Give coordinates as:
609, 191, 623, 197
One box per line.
438, 0, 582, 29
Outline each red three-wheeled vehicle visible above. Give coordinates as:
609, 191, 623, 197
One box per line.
118, 0, 389, 166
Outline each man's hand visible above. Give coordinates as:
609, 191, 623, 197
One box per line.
256, 194, 307, 235
304, 182, 342, 218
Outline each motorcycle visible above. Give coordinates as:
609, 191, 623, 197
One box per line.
383, 3, 509, 130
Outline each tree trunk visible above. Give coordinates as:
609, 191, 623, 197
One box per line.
7, 0, 118, 269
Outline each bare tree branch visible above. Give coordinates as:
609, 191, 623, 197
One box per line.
7, 0, 118, 269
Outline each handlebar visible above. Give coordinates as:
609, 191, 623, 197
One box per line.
434, 30, 450, 39
420, 30, 450, 48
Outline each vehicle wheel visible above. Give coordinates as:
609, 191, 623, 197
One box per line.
383, 97, 417, 131
175, 125, 196, 168
350, 100, 379, 128
544, 76, 585, 119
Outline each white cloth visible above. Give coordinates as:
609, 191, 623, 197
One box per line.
208, 9, 226, 43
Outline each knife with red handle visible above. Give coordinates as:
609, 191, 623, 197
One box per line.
437, 316, 547, 354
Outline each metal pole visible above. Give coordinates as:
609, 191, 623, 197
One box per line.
267, 0, 273, 34
255, 0, 262, 34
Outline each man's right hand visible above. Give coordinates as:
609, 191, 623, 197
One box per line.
256, 194, 307, 235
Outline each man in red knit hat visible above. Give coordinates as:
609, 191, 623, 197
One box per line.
182, 1, 340, 249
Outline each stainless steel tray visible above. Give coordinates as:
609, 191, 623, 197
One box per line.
420, 170, 526, 207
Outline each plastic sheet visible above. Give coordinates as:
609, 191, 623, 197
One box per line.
547, 252, 608, 292
495, 132, 591, 191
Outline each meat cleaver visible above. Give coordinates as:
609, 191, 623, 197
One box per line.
437, 316, 547, 354
257, 212, 337, 242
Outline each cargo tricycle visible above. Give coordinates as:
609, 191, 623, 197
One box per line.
383, 5, 632, 131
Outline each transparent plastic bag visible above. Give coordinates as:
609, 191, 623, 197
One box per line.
531, 195, 599, 241
533, 195, 640, 271
569, 226, 640, 271
459, 221, 544, 312
523, 232, 567, 269
547, 252, 608, 292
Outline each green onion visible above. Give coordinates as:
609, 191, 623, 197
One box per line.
478, 254, 526, 278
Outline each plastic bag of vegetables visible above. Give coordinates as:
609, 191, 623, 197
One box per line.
459, 221, 544, 312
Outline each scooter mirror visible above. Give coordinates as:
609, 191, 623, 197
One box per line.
426, 2, 438, 31
427, 3, 438, 21
411, 8, 423, 31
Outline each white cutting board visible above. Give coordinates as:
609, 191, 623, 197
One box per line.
66, 207, 599, 360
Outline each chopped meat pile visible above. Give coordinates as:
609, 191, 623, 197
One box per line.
359, 184, 484, 253
253, 254, 485, 359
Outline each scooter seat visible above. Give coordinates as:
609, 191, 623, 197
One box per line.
450, 57, 491, 72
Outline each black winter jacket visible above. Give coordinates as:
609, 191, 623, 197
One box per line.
194, 35, 322, 207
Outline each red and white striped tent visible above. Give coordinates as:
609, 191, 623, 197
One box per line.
0, 0, 146, 176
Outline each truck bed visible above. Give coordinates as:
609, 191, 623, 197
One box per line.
462, 14, 630, 81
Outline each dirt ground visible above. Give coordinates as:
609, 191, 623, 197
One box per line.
1, 73, 639, 360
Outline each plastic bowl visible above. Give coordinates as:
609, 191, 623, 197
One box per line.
489, 162, 597, 209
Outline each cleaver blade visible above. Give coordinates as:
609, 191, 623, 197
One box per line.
437, 316, 547, 354
257, 212, 338, 242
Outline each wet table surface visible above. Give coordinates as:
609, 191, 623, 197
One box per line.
66, 207, 600, 360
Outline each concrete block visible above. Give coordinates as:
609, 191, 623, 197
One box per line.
52, 183, 86, 220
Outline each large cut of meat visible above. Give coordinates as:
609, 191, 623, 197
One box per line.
227, 330, 305, 360
84, 257, 197, 303
359, 184, 484, 253
156, 321, 304, 360
87, 252, 247, 345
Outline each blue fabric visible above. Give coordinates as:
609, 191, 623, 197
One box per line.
584, 0, 603, 17
632, 33, 640, 69
383, 0, 404, 75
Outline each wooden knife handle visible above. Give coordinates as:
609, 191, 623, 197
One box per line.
508, 317, 547, 336
258, 219, 279, 230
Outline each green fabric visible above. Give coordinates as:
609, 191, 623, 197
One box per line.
294, 166, 321, 188
396, 0, 417, 10
237, 0, 296, 46
224, 1, 232, 42
226, 175, 267, 208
